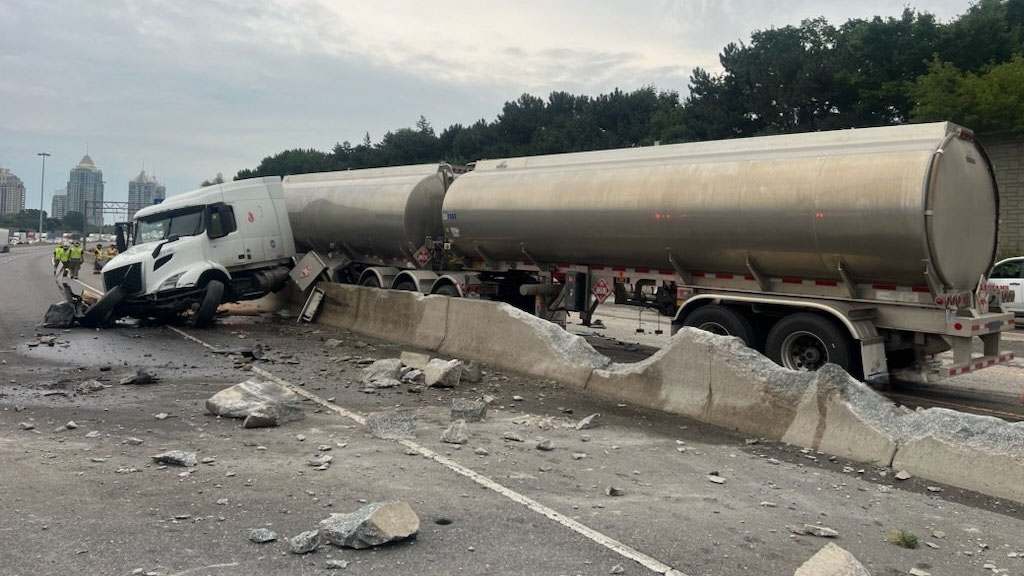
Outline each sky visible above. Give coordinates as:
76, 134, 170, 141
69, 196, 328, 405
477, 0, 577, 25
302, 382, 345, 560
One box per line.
0, 0, 976, 222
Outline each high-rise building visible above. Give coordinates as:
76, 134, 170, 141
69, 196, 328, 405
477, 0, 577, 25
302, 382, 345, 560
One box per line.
0, 168, 27, 215
51, 188, 68, 220
67, 154, 104, 230
128, 170, 166, 218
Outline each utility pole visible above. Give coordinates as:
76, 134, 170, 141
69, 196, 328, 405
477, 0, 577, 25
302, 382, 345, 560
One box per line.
37, 152, 51, 240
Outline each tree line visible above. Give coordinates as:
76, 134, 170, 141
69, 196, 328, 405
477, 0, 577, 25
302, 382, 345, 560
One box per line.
235, 0, 1023, 180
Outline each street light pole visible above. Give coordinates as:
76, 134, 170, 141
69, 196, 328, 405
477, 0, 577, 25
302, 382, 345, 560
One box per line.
37, 152, 51, 241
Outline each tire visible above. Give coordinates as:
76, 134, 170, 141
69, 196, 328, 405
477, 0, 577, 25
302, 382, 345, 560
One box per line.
81, 286, 125, 328
191, 280, 224, 328
435, 284, 461, 297
395, 280, 418, 291
681, 304, 757, 348
765, 313, 854, 373
360, 275, 381, 288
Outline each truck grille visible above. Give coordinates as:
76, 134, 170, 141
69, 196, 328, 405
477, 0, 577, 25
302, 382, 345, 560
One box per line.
103, 264, 143, 294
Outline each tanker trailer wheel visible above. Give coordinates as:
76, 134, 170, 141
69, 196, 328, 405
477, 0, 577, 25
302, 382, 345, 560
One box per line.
435, 284, 461, 297
395, 280, 418, 291
765, 313, 853, 373
191, 280, 224, 328
681, 304, 756, 348
80, 286, 125, 328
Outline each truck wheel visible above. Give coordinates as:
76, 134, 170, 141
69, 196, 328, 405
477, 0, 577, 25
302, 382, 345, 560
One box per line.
435, 284, 461, 297
192, 280, 224, 328
395, 280, 418, 291
81, 286, 125, 328
681, 304, 757, 348
765, 313, 853, 373
360, 275, 381, 288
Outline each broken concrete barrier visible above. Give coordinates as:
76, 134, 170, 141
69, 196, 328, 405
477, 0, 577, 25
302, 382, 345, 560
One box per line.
319, 501, 419, 549
317, 283, 361, 331
355, 287, 448, 350
793, 543, 871, 576
206, 380, 305, 427
362, 358, 403, 385
424, 358, 463, 388
400, 351, 431, 370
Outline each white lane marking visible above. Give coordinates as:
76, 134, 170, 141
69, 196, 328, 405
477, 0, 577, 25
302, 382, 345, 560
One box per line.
168, 326, 687, 576
168, 563, 240, 576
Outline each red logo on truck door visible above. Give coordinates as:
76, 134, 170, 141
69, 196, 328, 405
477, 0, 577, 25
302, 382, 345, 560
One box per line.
247, 211, 254, 223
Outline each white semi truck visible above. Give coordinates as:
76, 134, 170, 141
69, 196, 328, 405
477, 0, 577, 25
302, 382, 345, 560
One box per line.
0, 228, 9, 253
87, 122, 1015, 383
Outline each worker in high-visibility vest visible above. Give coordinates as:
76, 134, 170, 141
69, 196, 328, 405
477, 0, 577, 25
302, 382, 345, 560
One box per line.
58, 242, 71, 277
67, 241, 84, 279
106, 245, 118, 260
52, 243, 64, 273
93, 244, 105, 274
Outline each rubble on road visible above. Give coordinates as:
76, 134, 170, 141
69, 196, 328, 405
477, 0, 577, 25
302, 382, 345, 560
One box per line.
424, 358, 463, 388
575, 413, 600, 430
441, 420, 470, 444
361, 358, 402, 386
75, 379, 109, 394
205, 380, 305, 428
366, 411, 416, 439
788, 524, 840, 538
319, 501, 419, 549
461, 361, 483, 383
119, 369, 158, 385
451, 399, 487, 422
399, 351, 431, 370
793, 543, 871, 576
248, 528, 277, 543
308, 454, 333, 470
289, 530, 322, 554
152, 450, 197, 467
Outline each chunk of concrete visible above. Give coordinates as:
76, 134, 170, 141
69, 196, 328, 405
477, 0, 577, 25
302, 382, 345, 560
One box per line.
424, 358, 463, 388
319, 501, 420, 549
441, 420, 469, 444
400, 351, 431, 370
366, 411, 416, 439
206, 380, 305, 427
152, 450, 197, 467
362, 358, 403, 385
451, 399, 487, 422
793, 543, 871, 576
289, 530, 322, 554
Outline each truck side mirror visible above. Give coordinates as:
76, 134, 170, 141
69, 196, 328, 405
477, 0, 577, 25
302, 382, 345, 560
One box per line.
115, 224, 127, 253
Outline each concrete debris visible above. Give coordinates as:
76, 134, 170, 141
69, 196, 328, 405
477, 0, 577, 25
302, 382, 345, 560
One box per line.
325, 338, 344, 348
399, 351, 431, 370
575, 413, 600, 430
18, 422, 35, 430
309, 454, 333, 470
760, 501, 778, 508
441, 420, 470, 444
366, 411, 416, 439
462, 362, 483, 383
401, 369, 424, 384
536, 439, 554, 451
319, 501, 420, 549
609, 564, 625, 574
895, 470, 912, 481
152, 451, 197, 467
206, 380, 305, 428
708, 475, 726, 485
606, 486, 625, 497
474, 447, 489, 456
926, 486, 943, 493
451, 399, 487, 422
326, 559, 350, 569
909, 569, 932, 576
424, 358, 463, 388
367, 378, 402, 389
248, 528, 277, 543
65, 421, 79, 429
793, 543, 871, 576
289, 530, 322, 554
85, 430, 101, 438
502, 432, 524, 442
119, 369, 158, 385
572, 452, 587, 460
362, 358, 403, 385
153, 413, 170, 420
789, 524, 840, 538
76, 379, 109, 394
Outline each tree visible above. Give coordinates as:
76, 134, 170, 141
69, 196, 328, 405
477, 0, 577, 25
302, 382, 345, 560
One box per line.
910, 55, 1024, 133
200, 173, 225, 187
63, 211, 85, 233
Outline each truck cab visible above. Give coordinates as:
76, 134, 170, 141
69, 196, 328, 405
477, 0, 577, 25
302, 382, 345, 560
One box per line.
83, 177, 296, 327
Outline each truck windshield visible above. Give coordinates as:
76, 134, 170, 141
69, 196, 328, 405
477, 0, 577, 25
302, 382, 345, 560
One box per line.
136, 207, 206, 244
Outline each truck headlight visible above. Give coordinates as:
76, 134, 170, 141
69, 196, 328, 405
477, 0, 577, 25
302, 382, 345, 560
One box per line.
158, 273, 184, 291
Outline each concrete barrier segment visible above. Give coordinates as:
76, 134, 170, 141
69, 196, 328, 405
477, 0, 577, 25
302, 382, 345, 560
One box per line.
892, 409, 1024, 503
316, 282, 361, 331
438, 298, 609, 387
781, 366, 901, 467
586, 329, 713, 420
355, 288, 448, 350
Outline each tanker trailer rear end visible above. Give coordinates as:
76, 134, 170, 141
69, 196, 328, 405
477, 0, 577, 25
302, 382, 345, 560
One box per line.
441, 122, 1014, 383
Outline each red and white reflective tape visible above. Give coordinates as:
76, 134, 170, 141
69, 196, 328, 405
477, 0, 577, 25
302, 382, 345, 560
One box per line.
947, 353, 1015, 376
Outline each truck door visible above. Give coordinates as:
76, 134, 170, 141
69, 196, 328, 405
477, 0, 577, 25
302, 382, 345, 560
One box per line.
207, 203, 246, 267
239, 203, 267, 263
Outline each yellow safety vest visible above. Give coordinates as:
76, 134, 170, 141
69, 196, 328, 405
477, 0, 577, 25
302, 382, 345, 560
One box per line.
69, 245, 84, 259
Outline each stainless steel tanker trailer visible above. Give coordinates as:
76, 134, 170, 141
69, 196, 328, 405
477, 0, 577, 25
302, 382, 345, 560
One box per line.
284, 122, 1015, 384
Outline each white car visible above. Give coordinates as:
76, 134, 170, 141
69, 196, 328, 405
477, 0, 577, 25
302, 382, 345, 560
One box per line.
990, 256, 1024, 318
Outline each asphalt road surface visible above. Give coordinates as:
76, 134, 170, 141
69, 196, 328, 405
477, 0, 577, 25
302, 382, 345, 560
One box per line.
3, 244, 1024, 576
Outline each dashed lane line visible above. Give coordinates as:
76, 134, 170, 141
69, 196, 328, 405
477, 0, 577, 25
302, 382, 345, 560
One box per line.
168, 325, 688, 576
